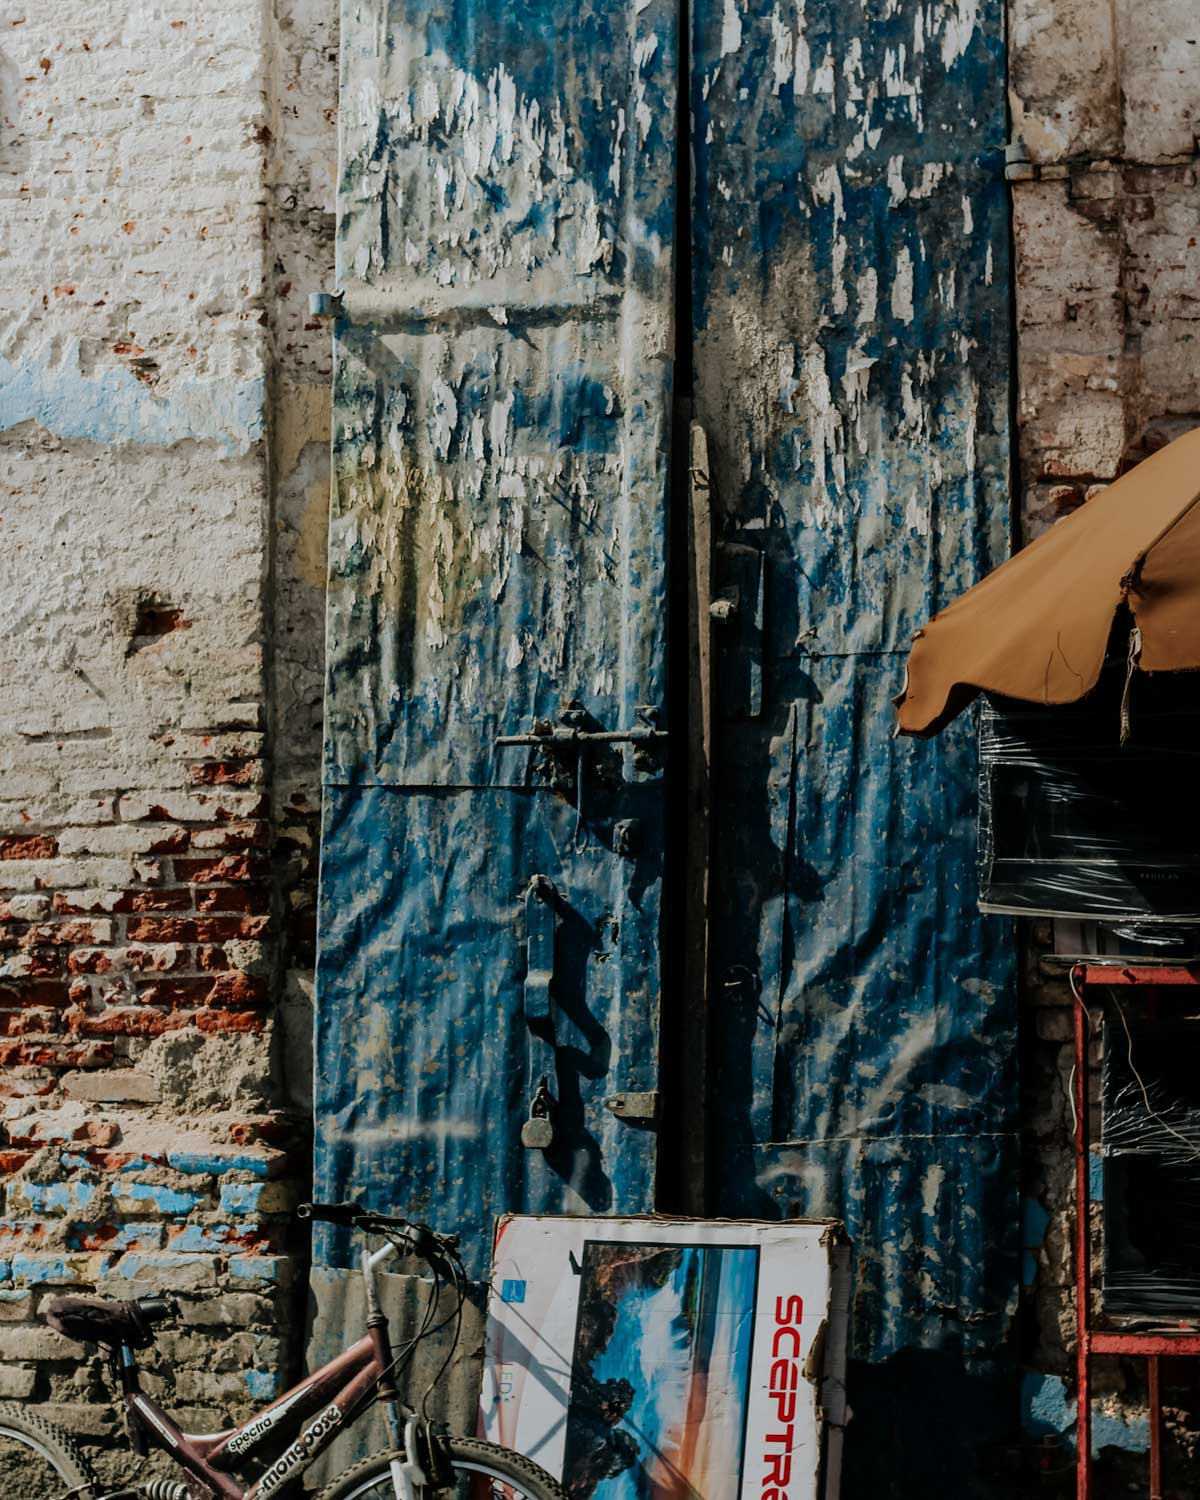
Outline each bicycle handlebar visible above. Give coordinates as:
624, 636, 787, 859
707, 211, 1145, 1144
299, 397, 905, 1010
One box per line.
298, 1202, 462, 1261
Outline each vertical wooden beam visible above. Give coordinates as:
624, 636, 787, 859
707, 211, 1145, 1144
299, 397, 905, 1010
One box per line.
682, 419, 713, 1212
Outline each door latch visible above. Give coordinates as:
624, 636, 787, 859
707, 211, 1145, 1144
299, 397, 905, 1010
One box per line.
604, 1090, 660, 1122
521, 1076, 555, 1151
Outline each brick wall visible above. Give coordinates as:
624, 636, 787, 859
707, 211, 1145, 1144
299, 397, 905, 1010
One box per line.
0, 0, 335, 1481
1010, 0, 1200, 1469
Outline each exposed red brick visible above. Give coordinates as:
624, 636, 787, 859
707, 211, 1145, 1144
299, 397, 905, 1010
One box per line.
205, 971, 268, 1007
0, 1075, 55, 1100
0, 980, 73, 1008
22, 920, 111, 946
0, 1039, 113, 1067
126, 944, 190, 973
174, 852, 265, 884
0, 834, 58, 860
67, 948, 112, 975
196, 884, 270, 915
195, 1009, 266, 1034
127, 914, 268, 943
188, 760, 262, 787
134, 602, 190, 636
22, 947, 63, 977
190, 822, 270, 850
118, 888, 192, 913
147, 828, 190, 854
198, 944, 230, 972
0, 1006, 60, 1036
228, 1118, 292, 1148
73, 1224, 160, 1251
66, 1007, 187, 1038
0, 1150, 33, 1173
53, 891, 118, 915
135, 977, 214, 1007
74, 1119, 121, 1147
80, 1150, 143, 1172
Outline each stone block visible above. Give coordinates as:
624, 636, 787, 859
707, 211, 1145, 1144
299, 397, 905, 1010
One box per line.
0, 1364, 38, 1399
61, 1069, 160, 1103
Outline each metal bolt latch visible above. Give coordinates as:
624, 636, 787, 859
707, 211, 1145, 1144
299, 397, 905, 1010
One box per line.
521, 1076, 555, 1150
604, 1090, 660, 1122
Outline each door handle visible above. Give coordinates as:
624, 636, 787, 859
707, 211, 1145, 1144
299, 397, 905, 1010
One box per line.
521, 875, 557, 1151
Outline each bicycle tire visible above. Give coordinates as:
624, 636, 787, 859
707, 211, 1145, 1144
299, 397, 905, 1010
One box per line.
0, 1400, 99, 1496
314, 1437, 566, 1500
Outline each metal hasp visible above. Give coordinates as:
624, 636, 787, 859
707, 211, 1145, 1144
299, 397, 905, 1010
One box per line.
521, 877, 557, 1152
1071, 964, 1200, 1500
692, 0, 1018, 1485
604, 1090, 659, 1122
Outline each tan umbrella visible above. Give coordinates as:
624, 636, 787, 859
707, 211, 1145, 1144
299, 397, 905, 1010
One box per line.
895, 427, 1200, 737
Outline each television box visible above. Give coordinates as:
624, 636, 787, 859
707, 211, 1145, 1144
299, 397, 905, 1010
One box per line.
480, 1214, 851, 1500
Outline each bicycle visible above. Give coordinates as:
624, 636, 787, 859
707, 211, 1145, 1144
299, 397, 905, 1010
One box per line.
0, 1201, 564, 1500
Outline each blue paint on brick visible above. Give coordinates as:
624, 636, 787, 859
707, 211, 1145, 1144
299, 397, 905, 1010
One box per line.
11, 1256, 67, 1283
1022, 1373, 1151, 1455
116, 1182, 202, 1215
168, 1152, 268, 1179
229, 1255, 284, 1283
115, 1252, 208, 1278
19, 1181, 97, 1215
170, 1223, 239, 1252
66, 1223, 160, 1252
220, 1182, 263, 1216
0, 355, 264, 456
244, 1368, 282, 1401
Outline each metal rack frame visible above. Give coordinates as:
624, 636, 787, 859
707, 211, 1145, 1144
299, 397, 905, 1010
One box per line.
1072, 963, 1200, 1500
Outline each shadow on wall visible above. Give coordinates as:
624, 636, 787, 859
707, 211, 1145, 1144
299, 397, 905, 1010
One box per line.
0, 47, 31, 180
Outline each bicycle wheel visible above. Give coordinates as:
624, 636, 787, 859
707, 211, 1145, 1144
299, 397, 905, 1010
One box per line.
0, 1401, 98, 1498
316, 1437, 565, 1500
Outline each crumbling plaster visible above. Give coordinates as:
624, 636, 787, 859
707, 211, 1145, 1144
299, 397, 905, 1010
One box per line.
0, 0, 336, 1475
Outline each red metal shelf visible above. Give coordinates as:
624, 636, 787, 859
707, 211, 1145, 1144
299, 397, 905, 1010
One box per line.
1072, 962, 1200, 1500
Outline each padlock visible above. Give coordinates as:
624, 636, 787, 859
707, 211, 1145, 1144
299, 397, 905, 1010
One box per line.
521, 1076, 555, 1151
520, 1115, 555, 1150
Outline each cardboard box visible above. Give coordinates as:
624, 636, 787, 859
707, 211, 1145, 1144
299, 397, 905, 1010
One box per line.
481, 1215, 851, 1500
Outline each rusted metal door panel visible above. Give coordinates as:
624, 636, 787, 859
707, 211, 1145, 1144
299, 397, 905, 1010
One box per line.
693, 0, 1020, 1484
315, 0, 677, 1277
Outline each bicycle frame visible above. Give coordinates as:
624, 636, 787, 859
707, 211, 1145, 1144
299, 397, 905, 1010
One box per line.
112, 1239, 427, 1500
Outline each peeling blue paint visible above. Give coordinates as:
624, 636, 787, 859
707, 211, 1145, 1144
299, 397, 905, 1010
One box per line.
244, 1368, 282, 1401
219, 1182, 264, 1216
229, 1255, 289, 1283
0, 355, 264, 454
315, 0, 677, 1274
169, 1152, 269, 1178
116, 1183, 203, 1215
12, 1181, 97, 1214
1022, 1373, 1151, 1456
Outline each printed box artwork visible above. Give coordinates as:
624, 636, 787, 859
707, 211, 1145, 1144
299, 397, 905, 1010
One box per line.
481, 1215, 851, 1500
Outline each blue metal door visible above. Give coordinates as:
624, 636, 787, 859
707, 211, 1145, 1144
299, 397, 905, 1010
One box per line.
315, 0, 678, 1276
691, 0, 1020, 1487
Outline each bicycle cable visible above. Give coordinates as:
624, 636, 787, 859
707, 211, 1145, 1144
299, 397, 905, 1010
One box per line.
420, 1252, 465, 1421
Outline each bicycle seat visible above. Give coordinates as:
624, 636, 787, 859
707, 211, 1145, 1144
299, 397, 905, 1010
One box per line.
44, 1293, 178, 1350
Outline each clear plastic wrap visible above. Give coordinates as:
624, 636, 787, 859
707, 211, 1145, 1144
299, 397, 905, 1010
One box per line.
977, 660, 1200, 922
1101, 995, 1200, 1317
